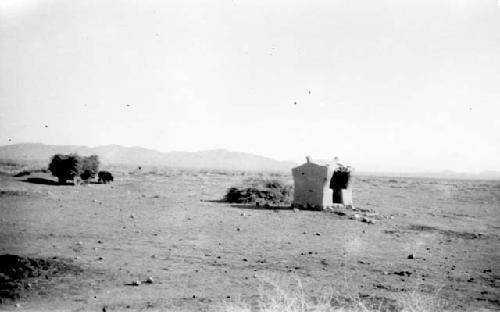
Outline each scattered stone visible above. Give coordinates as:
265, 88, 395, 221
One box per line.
389, 215, 395, 220
192, 295, 196, 299
97, 240, 103, 244
483, 269, 492, 273
240, 213, 246, 216
393, 271, 412, 277
236, 227, 241, 231
315, 233, 321, 236
242, 258, 248, 262
130, 215, 134, 219
293, 208, 299, 213
350, 214, 361, 220
407, 254, 415, 259
145, 277, 154, 284
226, 295, 231, 299
131, 280, 141, 286
97, 257, 104, 260
15, 303, 21, 308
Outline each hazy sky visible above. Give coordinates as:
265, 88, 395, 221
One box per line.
1, 0, 499, 172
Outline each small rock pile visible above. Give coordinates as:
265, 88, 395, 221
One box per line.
324, 205, 392, 224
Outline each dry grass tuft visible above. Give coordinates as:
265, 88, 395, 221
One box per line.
221, 275, 458, 312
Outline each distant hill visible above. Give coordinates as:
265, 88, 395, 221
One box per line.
1, 143, 499, 179
353, 170, 500, 181
0, 143, 296, 172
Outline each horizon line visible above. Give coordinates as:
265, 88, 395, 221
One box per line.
1, 141, 499, 177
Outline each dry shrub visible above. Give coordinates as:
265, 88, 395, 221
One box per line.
224, 178, 293, 206
221, 274, 457, 312
396, 291, 450, 312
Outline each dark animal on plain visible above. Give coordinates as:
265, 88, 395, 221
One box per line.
98, 171, 114, 184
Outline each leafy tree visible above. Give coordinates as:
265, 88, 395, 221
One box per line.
80, 155, 99, 180
48, 154, 82, 184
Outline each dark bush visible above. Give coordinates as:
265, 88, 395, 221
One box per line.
98, 171, 113, 184
330, 165, 352, 189
330, 171, 350, 189
80, 170, 92, 181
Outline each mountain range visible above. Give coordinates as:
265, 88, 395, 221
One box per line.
0, 143, 296, 172
1, 143, 499, 179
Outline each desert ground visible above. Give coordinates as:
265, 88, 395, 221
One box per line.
0, 165, 499, 311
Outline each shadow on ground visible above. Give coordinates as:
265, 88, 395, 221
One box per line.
230, 204, 293, 210
23, 177, 63, 185
201, 199, 293, 210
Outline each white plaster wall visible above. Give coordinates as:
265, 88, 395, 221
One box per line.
292, 162, 333, 208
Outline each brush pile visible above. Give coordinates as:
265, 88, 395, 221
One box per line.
224, 178, 293, 206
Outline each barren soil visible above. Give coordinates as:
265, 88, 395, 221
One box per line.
0, 169, 499, 311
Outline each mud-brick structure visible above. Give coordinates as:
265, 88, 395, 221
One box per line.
292, 157, 352, 210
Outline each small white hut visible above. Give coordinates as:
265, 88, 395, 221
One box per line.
292, 156, 352, 210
